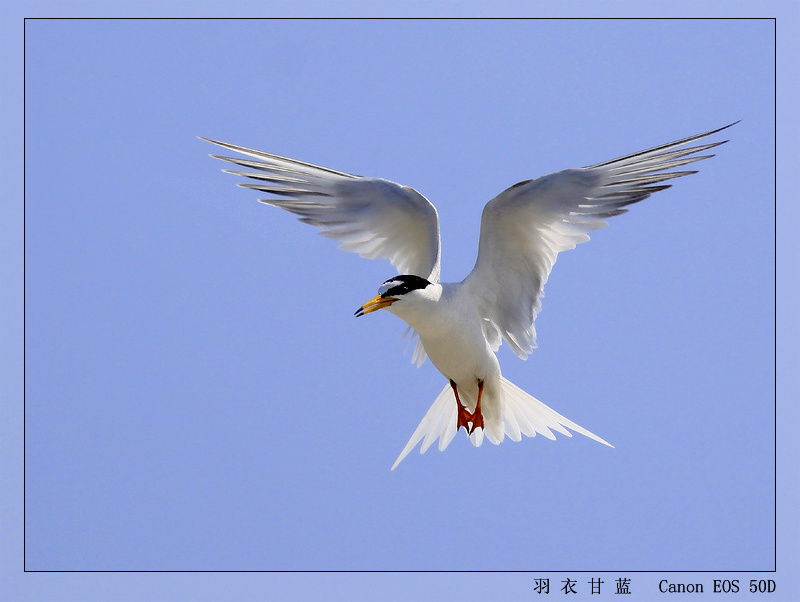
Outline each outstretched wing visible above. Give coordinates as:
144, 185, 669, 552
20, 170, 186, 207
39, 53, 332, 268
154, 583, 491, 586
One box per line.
202, 138, 442, 282
462, 122, 737, 358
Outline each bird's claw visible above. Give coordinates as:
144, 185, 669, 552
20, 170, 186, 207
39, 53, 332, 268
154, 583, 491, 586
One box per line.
453, 379, 485, 435
470, 410, 484, 433
457, 406, 484, 434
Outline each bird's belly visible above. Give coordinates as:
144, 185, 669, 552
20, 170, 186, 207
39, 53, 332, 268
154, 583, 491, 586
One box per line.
417, 328, 500, 415
419, 328, 500, 387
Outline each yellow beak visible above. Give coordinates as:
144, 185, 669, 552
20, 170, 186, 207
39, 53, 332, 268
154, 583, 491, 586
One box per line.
355, 295, 398, 317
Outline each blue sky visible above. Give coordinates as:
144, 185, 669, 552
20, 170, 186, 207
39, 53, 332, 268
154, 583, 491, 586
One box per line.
3, 4, 797, 601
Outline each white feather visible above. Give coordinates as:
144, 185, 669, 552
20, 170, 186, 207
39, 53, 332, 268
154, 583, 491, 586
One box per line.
204, 123, 735, 470
201, 138, 441, 283
391, 376, 612, 470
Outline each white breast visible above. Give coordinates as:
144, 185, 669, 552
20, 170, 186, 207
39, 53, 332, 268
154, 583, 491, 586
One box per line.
389, 282, 501, 390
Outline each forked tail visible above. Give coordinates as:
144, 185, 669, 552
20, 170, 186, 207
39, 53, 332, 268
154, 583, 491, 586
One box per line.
391, 377, 612, 470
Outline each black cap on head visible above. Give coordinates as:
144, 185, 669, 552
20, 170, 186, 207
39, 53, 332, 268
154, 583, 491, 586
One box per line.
378, 275, 432, 298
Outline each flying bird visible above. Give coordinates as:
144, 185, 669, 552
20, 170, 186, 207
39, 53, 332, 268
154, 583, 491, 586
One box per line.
203, 122, 735, 469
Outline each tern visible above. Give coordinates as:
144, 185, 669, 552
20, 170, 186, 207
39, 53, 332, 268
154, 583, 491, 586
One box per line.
203, 122, 735, 469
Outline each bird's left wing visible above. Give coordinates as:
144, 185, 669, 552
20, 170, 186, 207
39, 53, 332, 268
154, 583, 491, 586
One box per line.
202, 138, 442, 282
462, 122, 736, 358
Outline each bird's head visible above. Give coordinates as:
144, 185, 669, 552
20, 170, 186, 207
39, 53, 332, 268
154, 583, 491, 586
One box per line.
354, 275, 435, 318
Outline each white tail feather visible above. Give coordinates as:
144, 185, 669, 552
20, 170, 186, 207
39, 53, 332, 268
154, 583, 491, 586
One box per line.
391, 377, 612, 470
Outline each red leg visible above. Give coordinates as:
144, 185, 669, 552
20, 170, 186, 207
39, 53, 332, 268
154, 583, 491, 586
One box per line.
451, 380, 474, 433
452, 379, 485, 435
472, 380, 485, 432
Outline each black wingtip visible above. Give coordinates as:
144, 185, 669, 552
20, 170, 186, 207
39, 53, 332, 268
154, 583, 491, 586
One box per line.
200, 137, 237, 152
201, 138, 232, 160
713, 120, 741, 135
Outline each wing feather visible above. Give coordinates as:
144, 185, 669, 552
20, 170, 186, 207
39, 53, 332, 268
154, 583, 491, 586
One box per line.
203, 138, 442, 282
462, 122, 737, 358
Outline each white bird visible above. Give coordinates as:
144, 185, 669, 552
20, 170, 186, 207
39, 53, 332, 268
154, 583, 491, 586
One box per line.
203, 122, 735, 469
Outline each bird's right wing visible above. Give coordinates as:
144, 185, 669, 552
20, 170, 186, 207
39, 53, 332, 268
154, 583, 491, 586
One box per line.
202, 138, 442, 282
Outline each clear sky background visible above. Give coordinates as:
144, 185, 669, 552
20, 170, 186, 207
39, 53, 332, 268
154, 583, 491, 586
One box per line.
3, 2, 797, 601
